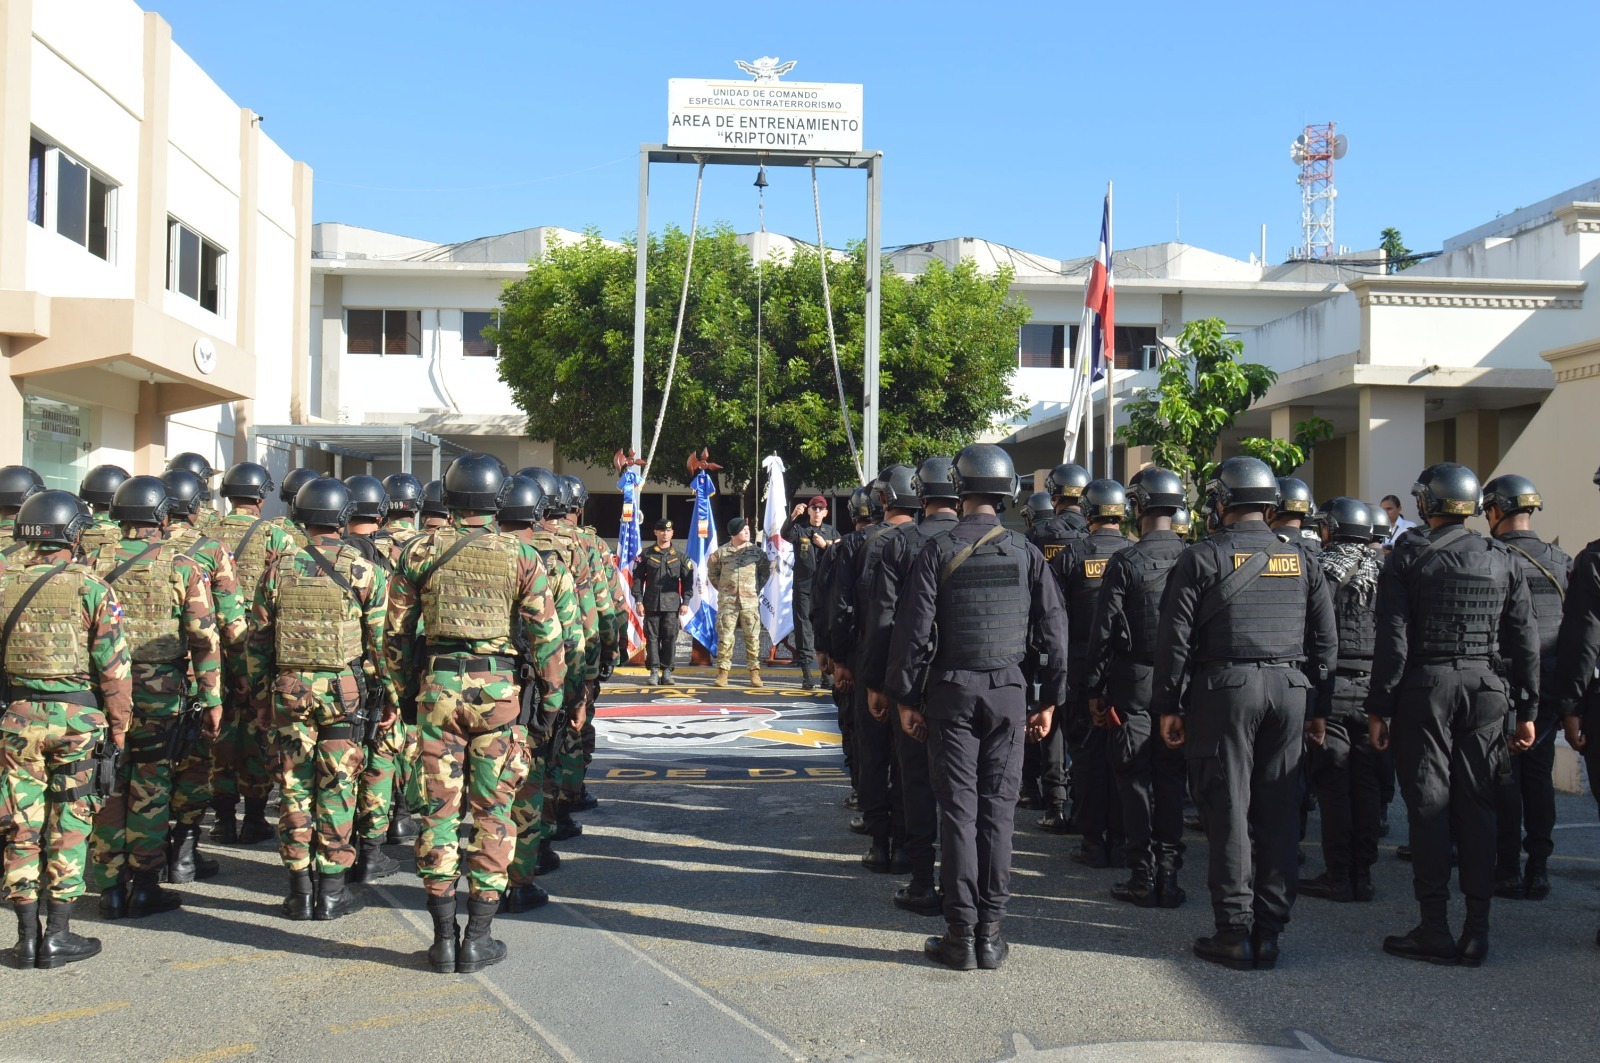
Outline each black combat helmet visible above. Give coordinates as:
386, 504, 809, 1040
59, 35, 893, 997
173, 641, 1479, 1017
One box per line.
382, 473, 423, 514
874, 464, 918, 511
911, 456, 959, 501
1482, 474, 1542, 516
444, 453, 510, 512
1045, 463, 1090, 503
848, 486, 880, 523
498, 475, 547, 524
293, 477, 354, 528
1128, 466, 1185, 517
110, 475, 171, 524
161, 468, 205, 515
421, 480, 447, 518
1022, 491, 1054, 524
344, 474, 389, 520
79, 464, 130, 507
1276, 477, 1314, 516
279, 468, 321, 505
1081, 479, 1129, 521
1412, 462, 1481, 519
14, 490, 90, 548
0, 465, 44, 509
951, 444, 1021, 507
165, 452, 216, 501
1367, 504, 1391, 541
1171, 506, 1193, 536
1205, 456, 1281, 513
1317, 497, 1373, 543
560, 475, 589, 512
517, 468, 564, 516
220, 462, 274, 502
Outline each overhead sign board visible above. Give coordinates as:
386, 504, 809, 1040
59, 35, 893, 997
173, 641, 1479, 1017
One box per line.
667, 78, 863, 152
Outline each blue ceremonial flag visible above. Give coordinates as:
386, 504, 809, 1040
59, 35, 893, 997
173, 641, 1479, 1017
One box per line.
682, 468, 720, 654
616, 466, 644, 656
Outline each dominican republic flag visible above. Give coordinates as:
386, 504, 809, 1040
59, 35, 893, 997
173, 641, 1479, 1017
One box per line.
682, 468, 720, 655
615, 466, 645, 658
758, 454, 794, 646
1082, 190, 1114, 382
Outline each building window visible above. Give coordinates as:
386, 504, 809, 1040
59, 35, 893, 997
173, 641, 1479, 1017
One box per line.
1019, 324, 1066, 368
167, 218, 225, 314
346, 309, 421, 355
463, 311, 499, 357
1112, 326, 1160, 371
22, 394, 90, 492
27, 136, 116, 262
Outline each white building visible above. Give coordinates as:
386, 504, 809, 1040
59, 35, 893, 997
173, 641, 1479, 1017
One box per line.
1, 0, 312, 488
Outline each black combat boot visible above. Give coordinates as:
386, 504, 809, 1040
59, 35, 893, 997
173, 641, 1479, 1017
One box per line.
648, 668, 660, 685
1, 900, 39, 970
427, 893, 459, 974
97, 870, 129, 921
1193, 927, 1256, 971
861, 837, 892, 873
975, 921, 1009, 970
313, 872, 363, 921
1069, 839, 1111, 868
1351, 865, 1375, 902
1383, 900, 1459, 965
1157, 869, 1187, 909
386, 810, 419, 844
239, 798, 275, 845
165, 823, 219, 883
801, 666, 816, 691
1523, 861, 1550, 901
924, 923, 977, 971
848, 814, 868, 835
534, 839, 560, 876
888, 842, 911, 875
350, 836, 400, 883
1493, 863, 1525, 900
127, 868, 182, 918
456, 895, 508, 974
1458, 897, 1490, 968
501, 881, 549, 914
1037, 802, 1072, 834
1111, 870, 1159, 907
209, 799, 239, 844
893, 882, 942, 916
551, 802, 583, 841
1298, 869, 1354, 902
35, 899, 101, 970
281, 869, 314, 920
1251, 928, 1280, 970
661, 669, 676, 687
843, 790, 859, 810
570, 788, 599, 813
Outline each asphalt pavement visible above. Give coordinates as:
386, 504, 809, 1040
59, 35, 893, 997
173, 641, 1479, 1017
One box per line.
2, 665, 1598, 1063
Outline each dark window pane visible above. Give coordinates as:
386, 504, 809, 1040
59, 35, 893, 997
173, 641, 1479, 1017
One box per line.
463, 311, 496, 356
200, 240, 221, 313
88, 176, 110, 260
1113, 325, 1159, 371
383, 309, 410, 354
28, 139, 46, 226
178, 226, 201, 300
56, 154, 88, 246
1018, 323, 1064, 369
347, 309, 382, 354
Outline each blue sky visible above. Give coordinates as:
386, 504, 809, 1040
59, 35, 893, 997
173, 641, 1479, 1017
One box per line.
150, 0, 1600, 262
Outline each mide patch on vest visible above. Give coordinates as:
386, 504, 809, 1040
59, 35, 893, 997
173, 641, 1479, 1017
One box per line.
1083, 557, 1109, 579
1233, 552, 1301, 576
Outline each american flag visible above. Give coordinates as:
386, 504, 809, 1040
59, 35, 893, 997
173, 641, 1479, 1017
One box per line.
616, 467, 645, 657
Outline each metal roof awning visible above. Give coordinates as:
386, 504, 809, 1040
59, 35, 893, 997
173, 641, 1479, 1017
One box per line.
250, 424, 466, 479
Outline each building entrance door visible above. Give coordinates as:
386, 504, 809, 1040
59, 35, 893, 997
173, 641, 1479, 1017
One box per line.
22, 393, 90, 491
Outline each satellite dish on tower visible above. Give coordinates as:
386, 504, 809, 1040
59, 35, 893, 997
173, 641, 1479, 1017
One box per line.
1289, 134, 1309, 164
1332, 133, 1349, 159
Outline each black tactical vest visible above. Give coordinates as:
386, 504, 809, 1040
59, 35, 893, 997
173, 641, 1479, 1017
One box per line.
1028, 511, 1087, 561
1123, 540, 1184, 662
932, 530, 1031, 672
1408, 535, 1508, 660
1333, 578, 1376, 663
1063, 532, 1131, 651
1499, 536, 1567, 659
1196, 538, 1310, 661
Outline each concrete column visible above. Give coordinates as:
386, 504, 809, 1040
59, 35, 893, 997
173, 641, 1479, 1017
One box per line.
0, 0, 34, 290
1270, 404, 1316, 481
135, 13, 173, 305
0, 338, 22, 464
318, 273, 342, 421
1158, 293, 1183, 349
133, 382, 166, 473
290, 161, 313, 422
1355, 386, 1425, 506
232, 108, 261, 462
1454, 408, 1501, 480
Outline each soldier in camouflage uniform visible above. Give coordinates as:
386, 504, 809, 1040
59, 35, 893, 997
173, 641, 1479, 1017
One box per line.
272, 469, 320, 551
161, 468, 247, 883
0, 465, 45, 560
708, 516, 770, 688
0, 492, 132, 970
248, 477, 391, 922
378, 473, 427, 837
76, 465, 129, 561
209, 462, 295, 845
420, 479, 448, 531
87, 476, 222, 919
563, 476, 621, 819
166, 453, 224, 534
388, 454, 567, 974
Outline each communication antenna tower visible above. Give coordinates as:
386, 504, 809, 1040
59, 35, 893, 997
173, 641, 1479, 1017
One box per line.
1290, 122, 1347, 259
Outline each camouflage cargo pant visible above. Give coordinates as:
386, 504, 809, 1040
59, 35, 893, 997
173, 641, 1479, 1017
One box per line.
714, 598, 763, 671
269, 673, 364, 875
505, 724, 550, 886
358, 717, 420, 841
0, 700, 103, 903
169, 730, 216, 828
91, 682, 184, 883
210, 695, 273, 806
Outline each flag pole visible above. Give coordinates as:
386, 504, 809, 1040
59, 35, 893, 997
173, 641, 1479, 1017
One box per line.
1103, 181, 1114, 479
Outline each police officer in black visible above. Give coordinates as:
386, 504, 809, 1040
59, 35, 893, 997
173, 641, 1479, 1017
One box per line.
1272, 477, 1321, 555
1154, 456, 1337, 971
1368, 463, 1538, 967
816, 488, 878, 815
1020, 492, 1052, 533
1554, 465, 1600, 946
1480, 474, 1568, 902
1083, 466, 1189, 908
1299, 497, 1384, 904
1027, 463, 1089, 557
861, 457, 961, 915
832, 466, 919, 873
634, 518, 693, 686
1046, 479, 1132, 863
782, 496, 839, 690
885, 444, 1069, 971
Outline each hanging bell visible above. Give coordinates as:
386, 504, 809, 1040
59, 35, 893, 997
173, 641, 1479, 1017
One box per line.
753, 165, 769, 190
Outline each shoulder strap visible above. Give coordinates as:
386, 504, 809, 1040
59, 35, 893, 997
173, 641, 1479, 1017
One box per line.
301, 542, 356, 598
104, 540, 165, 586
418, 529, 489, 594
1502, 541, 1565, 601
1, 540, 26, 559
1194, 547, 1273, 628
0, 563, 69, 667
1411, 525, 1471, 569
232, 517, 268, 561
179, 537, 208, 561
939, 525, 1007, 584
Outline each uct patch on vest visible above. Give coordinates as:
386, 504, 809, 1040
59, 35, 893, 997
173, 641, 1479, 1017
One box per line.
1083, 557, 1109, 579
1233, 552, 1302, 576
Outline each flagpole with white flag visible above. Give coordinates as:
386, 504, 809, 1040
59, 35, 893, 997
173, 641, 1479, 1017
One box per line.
758, 454, 794, 649
1101, 182, 1115, 478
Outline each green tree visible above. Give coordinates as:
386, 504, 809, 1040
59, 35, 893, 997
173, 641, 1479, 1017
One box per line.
1116, 317, 1277, 495
491, 226, 1028, 505
1238, 416, 1335, 477
1380, 227, 1412, 273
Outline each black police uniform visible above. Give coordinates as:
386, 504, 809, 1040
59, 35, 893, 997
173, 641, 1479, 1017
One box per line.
1048, 527, 1132, 862
633, 541, 694, 675
1027, 509, 1087, 556
1367, 524, 1539, 935
816, 526, 866, 788
1489, 529, 1569, 892
782, 515, 839, 679
859, 510, 960, 902
1553, 540, 1600, 844
1082, 529, 1187, 898
1153, 520, 1336, 945
884, 513, 1069, 928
